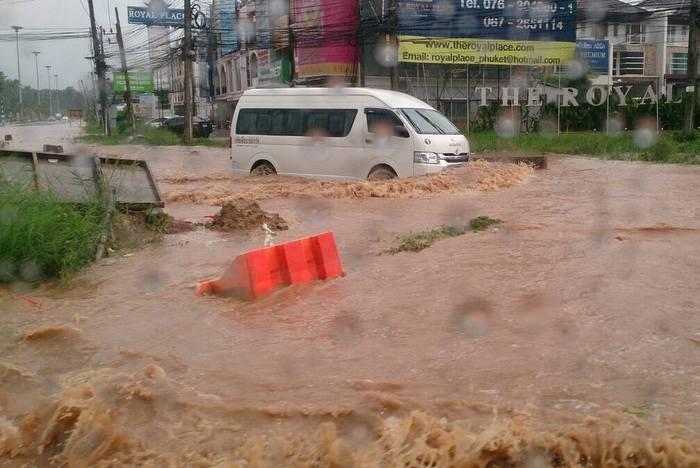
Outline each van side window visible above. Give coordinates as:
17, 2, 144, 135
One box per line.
365, 109, 405, 135
270, 110, 286, 135
306, 110, 357, 137
286, 110, 304, 136
257, 112, 272, 134
306, 111, 330, 136
236, 109, 258, 135
236, 109, 357, 137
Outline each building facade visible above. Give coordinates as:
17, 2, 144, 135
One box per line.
205, 0, 699, 128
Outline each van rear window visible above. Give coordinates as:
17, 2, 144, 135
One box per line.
236, 109, 357, 137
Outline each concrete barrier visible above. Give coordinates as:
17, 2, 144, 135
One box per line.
197, 231, 344, 300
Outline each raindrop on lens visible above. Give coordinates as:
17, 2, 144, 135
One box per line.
0, 205, 18, 226
269, 0, 288, 17
606, 115, 624, 135
565, 59, 586, 80
539, 118, 557, 138
433, 0, 456, 21
306, 133, 330, 162
449, 299, 493, 337
0, 259, 15, 282
495, 115, 516, 139
238, 19, 255, 43
511, 75, 528, 90
19, 260, 41, 282
373, 42, 398, 68
633, 127, 657, 149
584, 0, 607, 22
140, 270, 162, 293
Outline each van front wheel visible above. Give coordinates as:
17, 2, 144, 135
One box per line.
251, 161, 276, 176
368, 165, 397, 181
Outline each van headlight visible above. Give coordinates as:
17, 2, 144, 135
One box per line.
414, 151, 440, 164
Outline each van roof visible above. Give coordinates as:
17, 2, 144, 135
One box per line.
241, 87, 433, 110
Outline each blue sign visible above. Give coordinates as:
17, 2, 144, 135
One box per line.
576, 39, 609, 73
127, 6, 185, 26
398, 0, 577, 42
217, 0, 239, 55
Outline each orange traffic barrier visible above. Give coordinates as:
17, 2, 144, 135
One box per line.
196, 231, 344, 300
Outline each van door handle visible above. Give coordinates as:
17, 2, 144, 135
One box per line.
365, 138, 373, 144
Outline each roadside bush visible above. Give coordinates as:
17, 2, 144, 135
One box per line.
672, 129, 699, 143
0, 178, 106, 282
115, 108, 134, 135
138, 124, 181, 145
642, 138, 674, 162
467, 131, 700, 164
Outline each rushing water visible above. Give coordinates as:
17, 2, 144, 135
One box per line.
1, 123, 700, 465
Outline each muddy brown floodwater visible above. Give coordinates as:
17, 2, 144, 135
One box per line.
1, 123, 700, 466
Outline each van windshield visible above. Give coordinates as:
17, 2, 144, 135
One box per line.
400, 108, 461, 135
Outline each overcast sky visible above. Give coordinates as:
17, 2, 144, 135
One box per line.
0, 0, 182, 90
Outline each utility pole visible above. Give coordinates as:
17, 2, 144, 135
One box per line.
388, 0, 399, 91
183, 0, 194, 144
357, 1, 365, 87
54, 74, 59, 114
32, 52, 41, 113
286, 0, 296, 85
115, 7, 135, 131
45, 65, 52, 116
88, 0, 110, 135
91, 72, 98, 121
685, 0, 699, 133
206, 24, 216, 119
12, 26, 23, 121
80, 79, 89, 117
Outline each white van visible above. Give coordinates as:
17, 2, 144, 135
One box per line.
229, 87, 470, 180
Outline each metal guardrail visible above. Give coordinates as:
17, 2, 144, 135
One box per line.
0, 148, 163, 209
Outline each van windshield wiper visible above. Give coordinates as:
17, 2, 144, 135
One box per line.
416, 109, 445, 134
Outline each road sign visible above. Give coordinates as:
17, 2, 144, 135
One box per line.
127, 5, 185, 26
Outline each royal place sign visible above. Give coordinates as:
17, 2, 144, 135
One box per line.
476, 84, 683, 108
127, 5, 185, 27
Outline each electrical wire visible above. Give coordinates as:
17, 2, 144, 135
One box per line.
3, 0, 695, 87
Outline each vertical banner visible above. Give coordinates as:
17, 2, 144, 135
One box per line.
255, 0, 271, 49
217, 0, 238, 55
398, 0, 576, 67
295, 0, 359, 78
255, 0, 291, 85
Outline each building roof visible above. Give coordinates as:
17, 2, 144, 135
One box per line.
577, 0, 650, 21
640, 0, 689, 14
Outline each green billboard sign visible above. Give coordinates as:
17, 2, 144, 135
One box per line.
113, 72, 154, 93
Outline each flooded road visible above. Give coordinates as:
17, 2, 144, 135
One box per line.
2, 123, 700, 465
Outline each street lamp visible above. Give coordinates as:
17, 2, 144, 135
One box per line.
32, 51, 41, 114
11, 25, 23, 121
54, 74, 59, 114
45, 65, 52, 116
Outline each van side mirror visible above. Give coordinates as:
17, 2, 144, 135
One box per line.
394, 125, 410, 138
